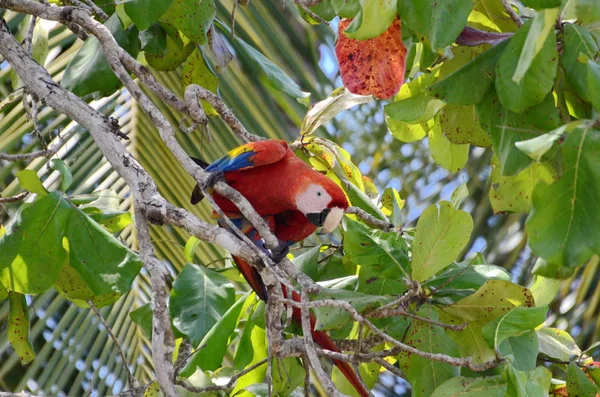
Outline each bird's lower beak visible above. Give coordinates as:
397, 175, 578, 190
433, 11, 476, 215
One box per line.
322, 207, 345, 233
306, 208, 331, 227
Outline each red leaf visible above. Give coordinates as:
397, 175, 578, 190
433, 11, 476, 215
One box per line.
336, 18, 407, 99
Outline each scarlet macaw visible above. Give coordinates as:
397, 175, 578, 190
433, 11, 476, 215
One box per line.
191, 139, 370, 397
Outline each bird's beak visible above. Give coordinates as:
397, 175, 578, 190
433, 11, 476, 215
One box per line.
322, 207, 345, 233
306, 208, 331, 228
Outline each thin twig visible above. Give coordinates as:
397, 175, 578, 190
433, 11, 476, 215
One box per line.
298, 3, 329, 25
501, 0, 523, 27
0, 192, 29, 203
346, 206, 395, 232
0, 141, 60, 161
88, 301, 137, 388
175, 358, 268, 394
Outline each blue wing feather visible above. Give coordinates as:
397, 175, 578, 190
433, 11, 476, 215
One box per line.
206, 151, 255, 172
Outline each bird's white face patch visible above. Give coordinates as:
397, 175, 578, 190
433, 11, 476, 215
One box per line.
295, 183, 332, 215
322, 207, 345, 233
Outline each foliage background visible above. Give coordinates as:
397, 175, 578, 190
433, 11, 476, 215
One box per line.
0, 0, 599, 396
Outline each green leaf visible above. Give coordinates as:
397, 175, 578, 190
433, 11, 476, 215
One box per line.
10, 17, 49, 89
160, 0, 215, 44
299, 0, 336, 24
301, 87, 373, 136
170, 263, 236, 347
344, 0, 397, 40
184, 236, 201, 263
16, 169, 47, 196
344, 217, 410, 289
439, 105, 491, 148
397, 0, 472, 51
505, 365, 528, 397
0, 282, 7, 301
234, 37, 309, 99
512, 8, 560, 83
87, 211, 133, 234
130, 303, 153, 338
386, 117, 429, 142
50, 159, 73, 192
505, 365, 551, 397
180, 292, 248, 374
380, 187, 404, 226
451, 182, 469, 209
331, 0, 361, 18
440, 280, 534, 363
526, 126, 600, 267
431, 376, 507, 397
521, 0, 563, 9
62, 14, 141, 97
234, 318, 257, 370
514, 123, 575, 162
313, 289, 390, 330
182, 48, 219, 115
65, 205, 142, 300
495, 20, 558, 113
498, 331, 539, 371
429, 41, 507, 105
272, 358, 305, 397
575, 0, 600, 25
489, 155, 556, 214
428, 121, 469, 173
528, 275, 561, 307
477, 91, 559, 175
0, 193, 70, 294
54, 263, 120, 307
385, 92, 445, 123
587, 60, 600, 111
8, 292, 35, 365
144, 23, 195, 71
292, 245, 321, 281
425, 262, 511, 292
124, 0, 173, 30
231, 322, 268, 395
537, 327, 581, 361
412, 201, 473, 282
567, 363, 599, 397
397, 306, 460, 397
482, 306, 548, 348
139, 23, 168, 57
561, 23, 598, 102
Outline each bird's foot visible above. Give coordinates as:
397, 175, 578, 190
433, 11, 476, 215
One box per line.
268, 240, 289, 263
203, 170, 225, 189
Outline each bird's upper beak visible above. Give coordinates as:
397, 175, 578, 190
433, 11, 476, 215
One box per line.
306, 208, 331, 228
307, 207, 345, 233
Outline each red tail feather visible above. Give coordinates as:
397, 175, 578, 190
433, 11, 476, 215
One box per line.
232, 257, 370, 397
287, 289, 370, 397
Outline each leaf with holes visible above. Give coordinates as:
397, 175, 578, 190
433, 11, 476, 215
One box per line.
336, 18, 407, 99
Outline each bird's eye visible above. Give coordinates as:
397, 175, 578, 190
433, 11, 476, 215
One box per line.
317, 191, 322, 196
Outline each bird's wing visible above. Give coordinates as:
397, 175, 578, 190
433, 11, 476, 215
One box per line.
205, 140, 288, 172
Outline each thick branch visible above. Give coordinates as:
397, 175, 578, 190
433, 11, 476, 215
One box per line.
134, 207, 176, 397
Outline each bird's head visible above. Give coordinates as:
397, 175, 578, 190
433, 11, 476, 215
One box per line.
295, 179, 349, 233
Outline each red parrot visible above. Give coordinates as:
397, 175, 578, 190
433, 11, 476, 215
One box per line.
191, 139, 370, 397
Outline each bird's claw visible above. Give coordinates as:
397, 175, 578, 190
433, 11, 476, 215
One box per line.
203, 170, 225, 189
268, 241, 289, 263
